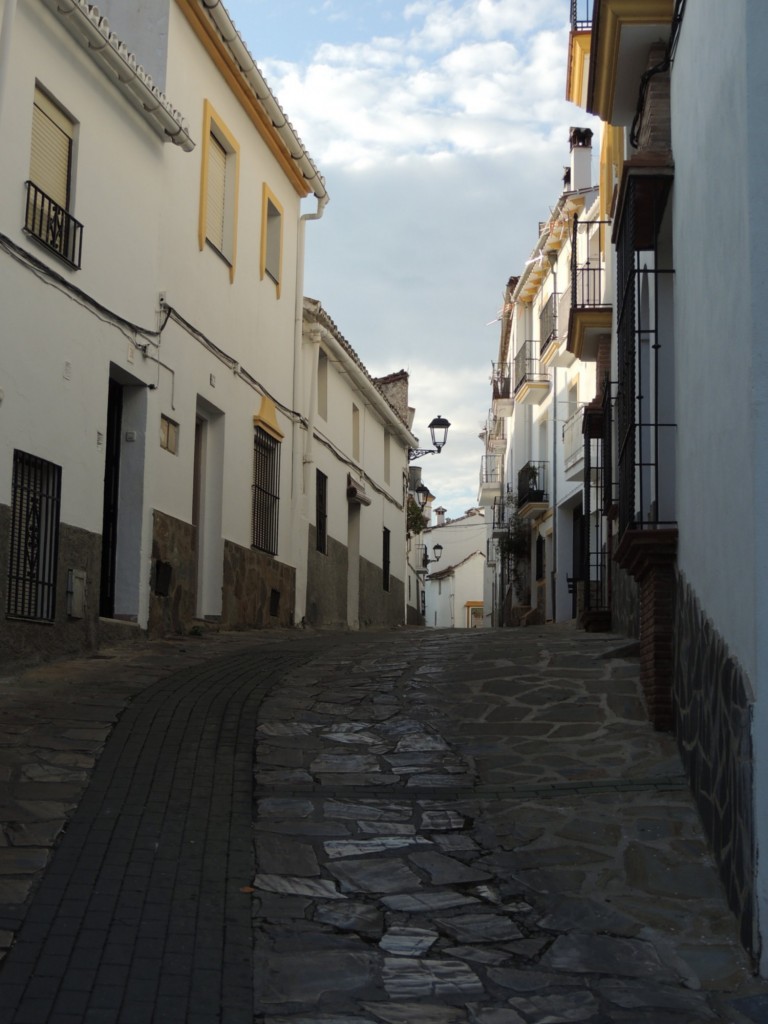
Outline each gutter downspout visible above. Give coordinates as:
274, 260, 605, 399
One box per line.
292, 193, 329, 628
0, 0, 18, 132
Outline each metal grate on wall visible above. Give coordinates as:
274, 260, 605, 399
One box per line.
7, 450, 62, 621
252, 427, 280, 555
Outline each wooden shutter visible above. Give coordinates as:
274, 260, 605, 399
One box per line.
30, 89, 72, 209
206, 133, 227, 252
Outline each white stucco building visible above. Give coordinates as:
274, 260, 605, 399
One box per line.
565, 0, 768, 972
301, 301, 416, 629
479, 130, 603, 631
422, 508, 485, 629
0, 0, 415, 662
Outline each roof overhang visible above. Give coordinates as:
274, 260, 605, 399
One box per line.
587, 0, 674, 125
41, 0, 194, 150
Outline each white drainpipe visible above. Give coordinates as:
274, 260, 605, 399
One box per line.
292, 195, 328, 627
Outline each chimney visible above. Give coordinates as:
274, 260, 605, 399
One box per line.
569, 127, 593, 191
435, 507, 447, 527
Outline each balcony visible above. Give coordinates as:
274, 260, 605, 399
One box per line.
540, 289, 577, 369
478, 454, 503, 505
517, 461, 549, 519
570, 0, 592, 32
567, 216, 612, 361
491, 362, 513, 416
24, 181, 83, 269
491, 492, 512, 538
563, 406, 586, 480
482, 413, 507, 454
567, 0, 593, 107
513, 342, 549, 406
587, 0, 674, 125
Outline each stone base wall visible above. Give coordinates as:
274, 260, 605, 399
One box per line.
611, 559, 639, 639
406, 604, 424, 627
221, 539, 295, 630
0, 504, 102, 666
149, 509, 296, 635
148, 510, 198, 637
306, 530, 348, 628
360, 556, 405, 629
674, 572, 756, 956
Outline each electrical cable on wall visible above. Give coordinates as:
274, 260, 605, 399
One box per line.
2, 231, 407, 502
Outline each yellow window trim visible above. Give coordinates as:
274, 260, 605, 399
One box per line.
253, 396, 284, 442
198, 99, 240, 283
260, 183, 284, 299
176, 0, 311, 198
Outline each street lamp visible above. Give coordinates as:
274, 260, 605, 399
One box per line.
415, 482, 431, 509
409, 415, 451, 461
422, 542, 443, 569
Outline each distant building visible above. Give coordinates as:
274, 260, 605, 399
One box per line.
301, 300, 416, 629
422, 509, 485, 628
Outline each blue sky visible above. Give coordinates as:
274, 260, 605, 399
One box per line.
224, 0, 598, 518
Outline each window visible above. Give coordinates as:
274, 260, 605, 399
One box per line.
317, 349, 328, 420
160, 415, 179, 454
261, 185, 283, 295
6, 450, 62, 622
25, 87, 82, 268
252, 427, 280, 554
384, 431, 391, 484
352, 404, 360, 462
316, 470, 328, 554
382, 527, 391, 591
199, 101, 239, 281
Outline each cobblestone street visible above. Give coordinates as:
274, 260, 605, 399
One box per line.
1, 626, 768, 1022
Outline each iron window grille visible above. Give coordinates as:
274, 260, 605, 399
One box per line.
615, 175, 676, 537
7, 450, 62, 622
24, 181, 83, 269
316, 470, 328, 554
252, 427, 280, 554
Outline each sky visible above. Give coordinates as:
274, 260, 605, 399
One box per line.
224, 0, 599, 519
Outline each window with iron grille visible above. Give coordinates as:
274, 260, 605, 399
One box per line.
382, 527, 391, 591
6, 450, 62, 622
252, 427, 280, 554
316, 470, 328, 554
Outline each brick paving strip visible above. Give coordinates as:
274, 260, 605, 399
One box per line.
0, 637, 318, 1024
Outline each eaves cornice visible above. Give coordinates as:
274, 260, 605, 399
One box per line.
41, 0, 194, 151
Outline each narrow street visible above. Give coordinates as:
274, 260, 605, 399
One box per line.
1, 627, 767, 1022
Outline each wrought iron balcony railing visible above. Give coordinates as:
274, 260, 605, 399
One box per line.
517, 461, 548, 508
571, 0, 592, 32
514, 341, 548, 394
571, 216, 611, 310
539, 293, 557, 356
24, 181, 83, 269
480, 454, 503, 486
491, 362, 512, 400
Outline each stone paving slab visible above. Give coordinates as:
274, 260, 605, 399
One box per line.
249, 628, 768, 1024
0, 625, 767, 1022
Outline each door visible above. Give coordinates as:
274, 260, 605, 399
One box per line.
100, 378, 123, 617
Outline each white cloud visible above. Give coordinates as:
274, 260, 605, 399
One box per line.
261, 2, 576, 170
